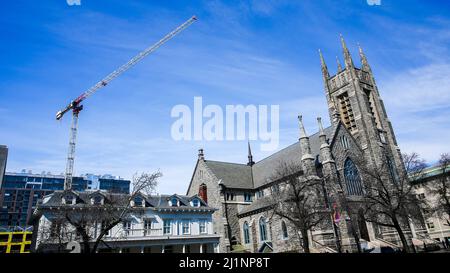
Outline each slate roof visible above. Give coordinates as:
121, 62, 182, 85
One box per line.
204, 160, 253, 189
238, 195, 274, 216
38, 190, 215, 211
203, 126, 335, 190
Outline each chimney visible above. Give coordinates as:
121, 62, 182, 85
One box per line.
198, 183, 208, 204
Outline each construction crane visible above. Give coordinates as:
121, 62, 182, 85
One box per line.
56, 16, 197, 190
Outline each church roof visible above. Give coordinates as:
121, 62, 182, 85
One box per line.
204, 160, 253, 189
202, 126, 335, 190
252, 125, 334, 188
238, 195, 273, 216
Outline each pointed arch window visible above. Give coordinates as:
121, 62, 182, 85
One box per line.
387, 157, 399, 184
281, 221, 288, 239
243, 222, 250, 244
344, 158, 364, 196
259, 217, 268, 242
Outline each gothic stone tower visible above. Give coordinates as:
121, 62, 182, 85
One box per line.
319, 36, 403, 174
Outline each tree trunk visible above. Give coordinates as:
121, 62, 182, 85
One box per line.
301, 228, 310, 253
392, 217, 411, 253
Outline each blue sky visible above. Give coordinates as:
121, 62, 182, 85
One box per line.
1, 0, 449, 194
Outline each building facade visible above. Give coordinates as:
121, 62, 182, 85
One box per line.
411, 164, 450, 247
0, 171, 130, 230
32, 191, 220, 253
186, 38, 429, 253
0, 230, 32, 253
0, 145, 8, 189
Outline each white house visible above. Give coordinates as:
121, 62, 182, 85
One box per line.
31, 190, 220, 253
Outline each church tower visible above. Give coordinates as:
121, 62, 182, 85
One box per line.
319, 36, 403, 173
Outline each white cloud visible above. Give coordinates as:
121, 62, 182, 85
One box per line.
379, 62, 450, 163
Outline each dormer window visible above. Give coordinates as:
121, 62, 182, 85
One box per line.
92, 195, 103, 205
62, 194, 76, 205
191, 198, 200, 207
170, 197, 179, 207
133, 196, 144, 207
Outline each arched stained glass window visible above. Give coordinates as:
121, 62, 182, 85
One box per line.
259, 217, 268, 242
243, 222, 250, 244
344, 158, 364, 196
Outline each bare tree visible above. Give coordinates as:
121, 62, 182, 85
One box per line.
357, 152, 427, 253
424, 153, 450, 227
269, 161, 329, 253
36, 171, 162, 253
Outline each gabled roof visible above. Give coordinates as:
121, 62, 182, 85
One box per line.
252, 126, 334, 188
187, 124, 342, 191
38, 191, 215, 211
203, 160, 253, 189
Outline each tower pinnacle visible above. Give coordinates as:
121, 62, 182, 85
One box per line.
298, 115, 308, 139
247, 141, 255, 166
358, 43, 370, 71
336, 56, 343, 72
340, 34, 354, 68
319, 49, 330, 79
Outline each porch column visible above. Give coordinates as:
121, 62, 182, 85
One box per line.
140, 246, 144, 254
200, 243, 203, 253
182, 244, 186, 253
161, 245, 165, 253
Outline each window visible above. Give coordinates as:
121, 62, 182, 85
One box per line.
344, 158, 364, 196
363, 88, 381, 129
134, 196, 144, 207
426, 221, 435, 229
63, 194, 75, 205
271, 184, 280, 194
338, 92, 357, 132
226, 193, 235, 201
418, 193, 426, 200
170, 198, 178, 207
163, 220, 172, 235
243, 222, 250, 244
199, 220, 207, 234
9, 245, 21, 253
191, 199, 200, 207
144, 219, 152, 236
123, 220, 132, 236
244, 193, 253, 202
281, 221, 288, 239
387, 157, 398, 184
101, 221, 111, 236
256, 189, 265, 199
92, 195, 103, 205
259, 217, 268, 242
340, 135, 350, 150
182, 220, 190, 235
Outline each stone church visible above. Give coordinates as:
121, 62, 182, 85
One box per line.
186, 36, 422, 253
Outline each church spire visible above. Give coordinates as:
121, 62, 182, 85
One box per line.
336, 56, 343, 72
340, 34, 354, 68
319, 49, 330, 79
247, 141, 255, 166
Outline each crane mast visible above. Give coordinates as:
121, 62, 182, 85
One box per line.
57, 16, 197, 190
